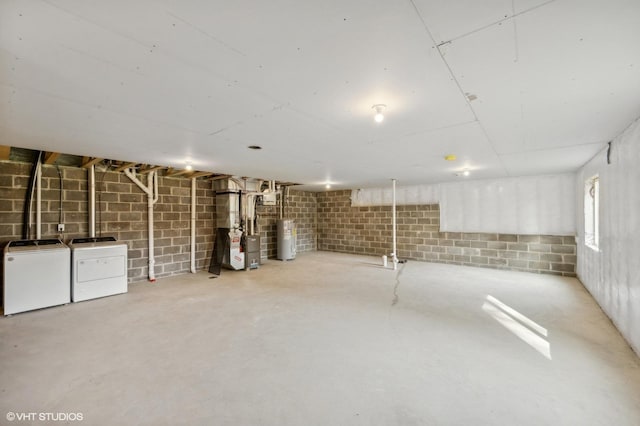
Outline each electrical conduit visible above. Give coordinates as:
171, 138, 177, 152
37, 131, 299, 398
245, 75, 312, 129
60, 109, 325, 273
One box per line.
124, 168, 159, 281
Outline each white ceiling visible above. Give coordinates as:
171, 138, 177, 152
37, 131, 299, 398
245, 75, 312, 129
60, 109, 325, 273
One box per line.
1, 0, 639, 190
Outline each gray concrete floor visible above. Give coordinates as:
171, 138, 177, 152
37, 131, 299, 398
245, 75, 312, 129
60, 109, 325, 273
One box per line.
1, 251, 639, 426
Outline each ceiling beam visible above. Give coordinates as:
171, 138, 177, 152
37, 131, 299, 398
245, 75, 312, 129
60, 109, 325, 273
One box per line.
44, 152, 61, 164
0, 145, 11, 160
165, 168, 192, 177
81, 157, 103, 168
188, 171, 215, 179
114, 162, 138, 172
139, 165, 165, 174
210, 174, 231, 181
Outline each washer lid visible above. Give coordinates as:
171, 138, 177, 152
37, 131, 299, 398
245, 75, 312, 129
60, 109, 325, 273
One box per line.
69, 236, 117, 244
5, 239, 68, 252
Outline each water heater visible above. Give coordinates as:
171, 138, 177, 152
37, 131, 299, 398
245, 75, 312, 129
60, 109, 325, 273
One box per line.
277, 219, 296, 261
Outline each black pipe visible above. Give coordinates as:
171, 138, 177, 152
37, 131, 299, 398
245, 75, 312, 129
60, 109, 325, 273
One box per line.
22, 151, 43, 239
253, 196, 258, 234
238, 190, 243, 231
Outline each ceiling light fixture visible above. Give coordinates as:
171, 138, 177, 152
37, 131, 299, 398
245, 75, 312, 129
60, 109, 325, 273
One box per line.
185, 161, 193, 171
463, 169, 470, 176
372, 104, 386, 123
325, 184, 331, 189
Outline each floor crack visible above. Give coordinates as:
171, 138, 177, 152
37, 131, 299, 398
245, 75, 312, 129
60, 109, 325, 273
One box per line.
391, 262, 406, 306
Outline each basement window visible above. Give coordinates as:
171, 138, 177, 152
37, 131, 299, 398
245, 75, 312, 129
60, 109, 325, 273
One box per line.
584, 175, 599, 251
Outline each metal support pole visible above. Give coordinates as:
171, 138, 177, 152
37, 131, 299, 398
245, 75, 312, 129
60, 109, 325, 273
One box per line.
392, 178, 398, 270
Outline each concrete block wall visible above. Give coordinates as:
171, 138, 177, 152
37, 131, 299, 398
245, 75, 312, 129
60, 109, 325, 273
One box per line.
257, 189, 317, 259
0, 161, 215, 282
0, 162, 89, 238
317, 190, 577, 277
1, 160, 576, 280
286, 190, 317, 253
1, 160, 316, 283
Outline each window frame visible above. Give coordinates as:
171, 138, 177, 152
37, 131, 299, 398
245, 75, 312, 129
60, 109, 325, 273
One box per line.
584, 175, 600, 251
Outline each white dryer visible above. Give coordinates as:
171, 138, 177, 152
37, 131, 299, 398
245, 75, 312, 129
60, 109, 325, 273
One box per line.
69, 237, 128, 302
3, 239, 71, 315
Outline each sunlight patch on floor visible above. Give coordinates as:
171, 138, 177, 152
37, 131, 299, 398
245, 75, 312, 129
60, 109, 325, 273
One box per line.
483, 295, 551, 360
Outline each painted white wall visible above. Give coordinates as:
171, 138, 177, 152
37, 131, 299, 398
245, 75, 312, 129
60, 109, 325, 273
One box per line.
439, 174, 575, 235
576, 117, 640, 355
351, 184, 439, 207
351, 173, 575, 235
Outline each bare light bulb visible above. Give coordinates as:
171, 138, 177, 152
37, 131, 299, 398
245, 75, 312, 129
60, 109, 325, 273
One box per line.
463, 169, 470, 176
372, 104, 386, 123
185, 163, 193, 171
325, 184, 331, 189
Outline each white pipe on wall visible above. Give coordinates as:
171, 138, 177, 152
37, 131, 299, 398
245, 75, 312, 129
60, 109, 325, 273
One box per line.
148, 171, 157, 281
391, 178, 398, 270
190, 178, 197, 274
125, 168, 159, 282
89, 165, 96, 238
36, 161, 42, 239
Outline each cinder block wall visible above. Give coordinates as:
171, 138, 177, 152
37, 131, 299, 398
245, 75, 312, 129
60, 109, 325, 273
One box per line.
317, 190, 577, 277
0, 161, 316, 282
1, 161, 576, 279
0, 162, 90, 239
0, 161, 214, 282
257, 190, 317, 259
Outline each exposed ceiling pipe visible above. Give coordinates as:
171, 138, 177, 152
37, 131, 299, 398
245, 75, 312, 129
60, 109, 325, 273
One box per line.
190, 178, 197, 274
124, 168, 159, 282
88, 165, 96, 238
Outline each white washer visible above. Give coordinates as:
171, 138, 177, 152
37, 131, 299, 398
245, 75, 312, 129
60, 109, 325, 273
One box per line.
3, 239, 71, 315
69, 237, 128, 302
